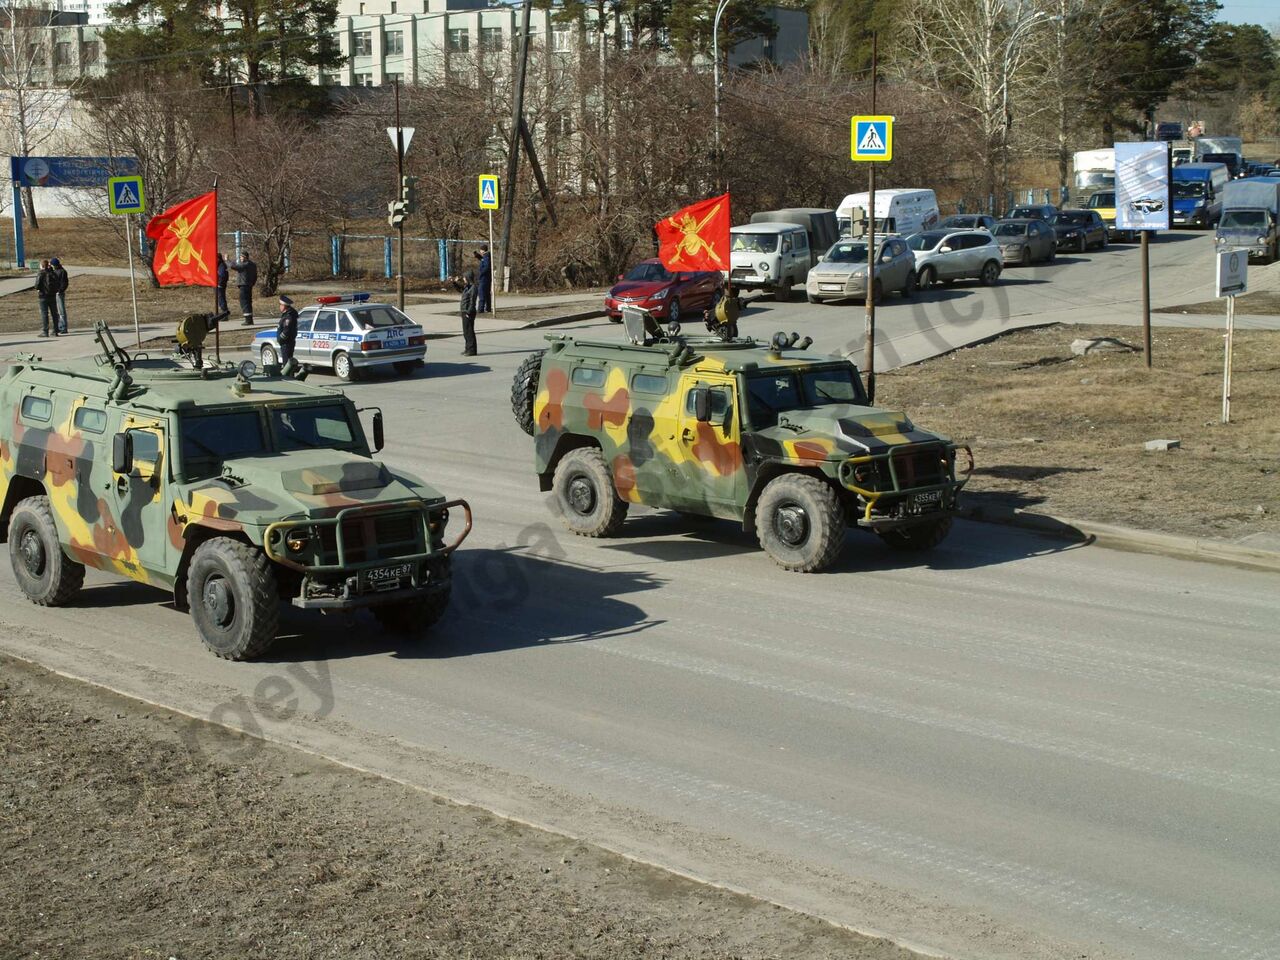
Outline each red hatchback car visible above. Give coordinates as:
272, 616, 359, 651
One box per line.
604, 259, 720, 324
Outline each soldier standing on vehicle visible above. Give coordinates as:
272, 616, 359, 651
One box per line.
229, 252, 258, 326
451, 252, 480, 356
36, 259, 60, 338
276, 295, 298, 364
215, 252, 229, 315
704, 276, 740, 339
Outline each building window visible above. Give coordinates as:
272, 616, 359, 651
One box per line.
54, 41, 72, 66
353, 30, 372, 57
553, 113, 573, 137
480, 26, 502, 51
621, 26, 634, 49
447, 27, 469, 52
354, 72, 374, 87
384, 30, 403, 55
552, 26, 571, 52
80, 40, 99, 64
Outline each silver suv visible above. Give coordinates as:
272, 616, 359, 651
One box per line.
907, 230, 1002, 289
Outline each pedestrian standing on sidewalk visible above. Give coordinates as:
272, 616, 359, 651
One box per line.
451, 253, 480, 356
50, 258, 69, 334
36, 259, 61, 338
475, 245, 492, 314
229, 252, 258, 325
215, 252, 229, 315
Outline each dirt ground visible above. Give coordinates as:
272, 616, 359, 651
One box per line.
876, 324, 1280, 539
1159, 289, 1280, 316
0, 654, 917, 960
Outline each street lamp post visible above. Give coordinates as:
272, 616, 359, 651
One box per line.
712, 0, 732, 189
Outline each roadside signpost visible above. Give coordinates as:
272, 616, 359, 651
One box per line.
851, 93, 892, 404
478, 174, 499, 315
388, 81, 414, 310
106, 175, 145, 346
1215, 250, 1247, 423
1115, 141, 1171, 368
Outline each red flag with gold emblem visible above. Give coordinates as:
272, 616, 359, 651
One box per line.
655, 193, 730, 272
146, 190, 218, 287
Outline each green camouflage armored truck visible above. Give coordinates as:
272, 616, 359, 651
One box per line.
1, 323, 469, 660
511, 331, 971, 572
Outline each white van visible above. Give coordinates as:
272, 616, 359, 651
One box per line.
837, 189, 940, 237
729, 222, 812, 300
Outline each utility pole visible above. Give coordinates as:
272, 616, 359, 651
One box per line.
394, 78, 405, 310
496, 0, 533, 296
863, 31, 878, 405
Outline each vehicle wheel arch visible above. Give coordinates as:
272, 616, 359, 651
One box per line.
0, 476, 48, 542
173, 523, 256, 612
538, 433, 602, 492
742, 463, 839, 532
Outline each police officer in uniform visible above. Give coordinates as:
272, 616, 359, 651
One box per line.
230, 252, 258, 325
276, 295, 298, 365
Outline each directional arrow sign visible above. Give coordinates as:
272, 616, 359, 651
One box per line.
387, 126, 416, 156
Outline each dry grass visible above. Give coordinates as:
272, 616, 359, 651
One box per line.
1159, 289, 1280, 316
876, 325, 1280, 539
2, 217, 127, 268
0, 276, 216, 335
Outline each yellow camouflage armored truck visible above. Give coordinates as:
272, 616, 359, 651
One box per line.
511, 331, 971, 572
1, 323, 470, 660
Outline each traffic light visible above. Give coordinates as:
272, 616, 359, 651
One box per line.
400, 175, 418, 214
387, 199, 406, 228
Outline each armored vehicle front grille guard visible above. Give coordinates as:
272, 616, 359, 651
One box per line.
262, 499, 472, 573
837, 443, 974, 521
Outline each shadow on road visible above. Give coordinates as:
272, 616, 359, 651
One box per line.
417, 361, 492, 379
262, 547, 666, 662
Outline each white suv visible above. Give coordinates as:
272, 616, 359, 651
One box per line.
907, 229, 1003, 289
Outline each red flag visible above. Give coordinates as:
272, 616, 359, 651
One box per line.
146, 190, 218, 287
655, 193, 730, 272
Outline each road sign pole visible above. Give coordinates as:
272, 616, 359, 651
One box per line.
124, 213, 141, 347
864, 162, 876, 404
1141, 230, 1151, 368
1222, 293, 1235, 424
394, 79, 405, 312
487, 208, 495, 316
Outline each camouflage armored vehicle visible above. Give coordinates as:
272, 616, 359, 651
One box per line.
511, 330, 971, 572
1, 322, 470, 660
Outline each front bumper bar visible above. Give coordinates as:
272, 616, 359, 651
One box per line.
836, 444, 974, 527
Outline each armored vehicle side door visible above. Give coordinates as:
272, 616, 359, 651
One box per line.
109, 411, 172, 580
674, 373, 746, 518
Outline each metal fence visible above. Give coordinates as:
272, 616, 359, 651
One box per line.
952, 187, 1072, 216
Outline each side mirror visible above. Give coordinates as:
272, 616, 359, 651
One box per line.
691, 387, 711, 423
372, 411, 385, 453
817, 254, 826, 262
112, 432, 133, 475
940, 245, 953, 253
616, 273, 624, 281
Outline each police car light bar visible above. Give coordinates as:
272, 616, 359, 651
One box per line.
315, 292, 372, 304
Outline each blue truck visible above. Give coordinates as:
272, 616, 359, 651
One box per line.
1171, 162, 1229, 228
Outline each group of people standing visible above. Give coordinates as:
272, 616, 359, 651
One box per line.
215, 251, 259, 326
35, 258, 70, 338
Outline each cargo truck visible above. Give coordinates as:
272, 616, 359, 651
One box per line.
1215, 178, 1280, 263
1070, 149, 1115, 205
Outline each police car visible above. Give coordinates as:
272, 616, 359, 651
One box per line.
254, 293, 427, 381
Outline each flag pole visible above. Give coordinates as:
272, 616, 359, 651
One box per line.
213, 177, 220, 365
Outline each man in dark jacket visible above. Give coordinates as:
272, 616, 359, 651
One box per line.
474, 245, 492, 314
50, 258, 69, 334
451, 254, 480, 356
215, 252, 229, 315
229, 252, 258, 325
276, 295, 298, 364
36, 259, 60, 338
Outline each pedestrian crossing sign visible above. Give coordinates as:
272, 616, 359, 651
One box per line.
851, 116, 893, 162
478, 174, 499, 210
107, 175, 145, 215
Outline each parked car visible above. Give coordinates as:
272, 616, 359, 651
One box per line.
1004, 204, 1058, 221
906, 229, 1002, 288
993, 219, 1057, 265
604, 259, 719, 324
937, 214, 998, 231
254, 294, 426, 381
805, 235, 916, 303
1049, 209, 1108, 251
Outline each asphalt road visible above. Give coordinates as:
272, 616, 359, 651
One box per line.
3, 229, 1280, 960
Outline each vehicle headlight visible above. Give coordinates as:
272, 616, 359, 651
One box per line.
1259, 237, 1268, 244
758, 261, 770, 274
286, 527, 313, 553
1065, 230, 1079, 237
650, 288, 669, 301
1217, 236, 1226, 243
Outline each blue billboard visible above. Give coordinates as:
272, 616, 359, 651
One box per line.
9, 155, 139, 188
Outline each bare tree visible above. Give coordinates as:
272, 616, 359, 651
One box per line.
0, 4, 73, 228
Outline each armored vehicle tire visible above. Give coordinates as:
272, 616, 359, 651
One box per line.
879, 516, 953, 552
755, 474, 844, 573
511, 350, 544, 436
333, 351, 354, 381
374, 558, 452, 635
552, 448, 628, 537
260, 344, 278, 367
8, 496, 84, 607
187, 538, 280, 661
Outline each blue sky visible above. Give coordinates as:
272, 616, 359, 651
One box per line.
1215, 0, 1277, 27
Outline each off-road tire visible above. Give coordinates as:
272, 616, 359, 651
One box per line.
8, 496, 84, 607
511, 350, 544, 436
374, 557, 452, 635
754, 474, 844, 573
552, 448, 628, 537
188, 538, 279, 661
980, 260, 1001, 286
333, 351, 354, 381
260, 344, 279, 368
879, 516, 954, 552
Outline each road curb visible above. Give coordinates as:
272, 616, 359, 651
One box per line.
522, 308, 607, 329
961, 504, 1280, 573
